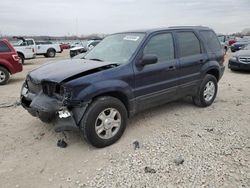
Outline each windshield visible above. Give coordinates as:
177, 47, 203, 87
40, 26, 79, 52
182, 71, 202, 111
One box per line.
85, 33, 145, 64
14, 40, 24, 46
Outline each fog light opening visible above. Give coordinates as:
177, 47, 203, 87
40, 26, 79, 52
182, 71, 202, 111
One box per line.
58, 108, 71, 118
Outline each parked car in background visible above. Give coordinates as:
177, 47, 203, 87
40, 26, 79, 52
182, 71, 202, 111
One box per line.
13, 37, 61, 62
228, 38, 236, 46
229, 44, 250, 71
231, 39, 250, 52
12, 38, 36, 64
21, 26, 225, 147
0, 39, 22, 85
70, 41, 83, 48
35, 40, 62, 55
69, 39, 101, 58
72, 52, 86, 59
217, 34, 229, 52
59, 43, 70, 51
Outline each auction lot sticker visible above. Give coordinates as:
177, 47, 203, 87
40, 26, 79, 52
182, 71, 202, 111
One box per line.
124, 36, 140, 41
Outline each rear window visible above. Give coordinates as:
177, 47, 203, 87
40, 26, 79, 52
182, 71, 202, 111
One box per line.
176, 32, 201, 58
0, 41, 11, 52
200, 31, 222, 53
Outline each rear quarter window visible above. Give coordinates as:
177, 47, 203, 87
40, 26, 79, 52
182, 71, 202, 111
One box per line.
0, 41, 11, 52
200, 31, 222, 53
176, 32, 201, 58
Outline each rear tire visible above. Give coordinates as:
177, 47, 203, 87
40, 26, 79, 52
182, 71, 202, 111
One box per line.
0, 66, 10, 85
18, 53, 24, 64
192, 74, 218, 107
46, 49, 56, 58
80, 96, 127, 148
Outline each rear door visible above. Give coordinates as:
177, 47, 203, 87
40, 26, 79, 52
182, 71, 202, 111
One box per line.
133, 32, 179, 111
175, 30, 207, 95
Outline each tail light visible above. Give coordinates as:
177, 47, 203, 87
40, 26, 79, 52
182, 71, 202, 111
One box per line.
12, 54, 20, 62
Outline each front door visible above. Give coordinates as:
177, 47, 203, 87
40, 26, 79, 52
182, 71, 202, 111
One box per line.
175, 31, 208, 95
133, 32, 180, 111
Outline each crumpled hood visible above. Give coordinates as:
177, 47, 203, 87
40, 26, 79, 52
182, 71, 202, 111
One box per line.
234, 49, 250, 57
29, 59, 116, 83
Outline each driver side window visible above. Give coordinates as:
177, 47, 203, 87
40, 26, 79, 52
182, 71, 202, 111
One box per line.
143, 33, 174, 63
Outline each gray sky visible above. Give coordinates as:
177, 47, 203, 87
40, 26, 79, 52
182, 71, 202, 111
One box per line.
0, 0, 249, 36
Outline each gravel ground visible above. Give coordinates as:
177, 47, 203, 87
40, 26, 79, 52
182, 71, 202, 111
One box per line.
0, 51, 249, 188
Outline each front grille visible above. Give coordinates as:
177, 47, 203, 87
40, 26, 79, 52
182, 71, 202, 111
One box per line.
239, 57, 250, 64
27, 79, 42, 94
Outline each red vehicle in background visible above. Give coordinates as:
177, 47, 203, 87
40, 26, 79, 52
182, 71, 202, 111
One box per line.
0, 39, 23, 85
228, 39, 236, 46
59, 43, 70, 51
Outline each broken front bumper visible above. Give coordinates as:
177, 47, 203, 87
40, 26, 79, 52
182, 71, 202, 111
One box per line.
20, 84, 88, 132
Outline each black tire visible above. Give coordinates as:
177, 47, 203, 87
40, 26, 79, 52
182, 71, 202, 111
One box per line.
192, 74, 218, 107
0, 66, 10, 85
18, 53, 24, 64
230, 68, 237, 72
46, 49, 56, 58
44, 54, 48, 58
80, 96, 128, 148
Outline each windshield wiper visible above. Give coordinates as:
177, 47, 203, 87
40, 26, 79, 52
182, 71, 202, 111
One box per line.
89, 58, 103, 62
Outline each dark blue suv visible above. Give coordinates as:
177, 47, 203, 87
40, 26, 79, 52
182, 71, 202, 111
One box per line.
21, 26, 225, 147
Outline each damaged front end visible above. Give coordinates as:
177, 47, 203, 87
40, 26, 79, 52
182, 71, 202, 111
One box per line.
20, 76, 88, 132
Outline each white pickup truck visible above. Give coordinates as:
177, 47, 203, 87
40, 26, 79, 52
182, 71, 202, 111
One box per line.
13, 37, 61, 64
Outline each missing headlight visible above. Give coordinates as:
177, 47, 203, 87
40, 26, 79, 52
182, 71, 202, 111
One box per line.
42, 82, 69, 100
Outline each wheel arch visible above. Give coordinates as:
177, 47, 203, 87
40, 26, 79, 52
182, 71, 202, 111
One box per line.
0, 61, 12, 74
75, 81, 135, 117
206, 68, 219, 81
17, 51, 25, 59
201, 61, 221, 81
47, 48, 56, 52
93, 91, 130, 117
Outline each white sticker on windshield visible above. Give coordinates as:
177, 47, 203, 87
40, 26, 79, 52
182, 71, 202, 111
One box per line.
123, 36, 140, 41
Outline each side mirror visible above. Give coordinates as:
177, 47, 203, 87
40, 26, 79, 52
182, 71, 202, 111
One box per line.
139, 54, 158, 66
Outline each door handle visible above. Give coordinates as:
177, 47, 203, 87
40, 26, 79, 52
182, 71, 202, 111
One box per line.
167, 65, 176, 71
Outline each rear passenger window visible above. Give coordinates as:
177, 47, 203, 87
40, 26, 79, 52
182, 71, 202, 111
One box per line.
144, 33, 174, 62
177, 32, 201, 57
200, 31, 222, 53
0, 41, 11, 52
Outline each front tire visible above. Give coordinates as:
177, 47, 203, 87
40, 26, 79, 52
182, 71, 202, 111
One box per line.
80, 96, 127, 148
0, 67, 10, 85
192, 74, 218, 107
